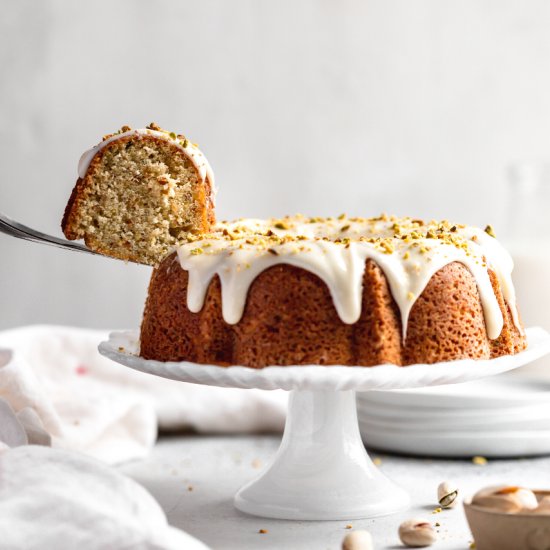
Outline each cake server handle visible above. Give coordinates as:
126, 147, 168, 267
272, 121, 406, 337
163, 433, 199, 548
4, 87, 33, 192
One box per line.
0, 211, 101, 256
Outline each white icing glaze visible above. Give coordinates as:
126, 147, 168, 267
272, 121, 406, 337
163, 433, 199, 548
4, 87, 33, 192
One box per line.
463, 226, 521, 330
77, 128, 216, 193
175, 216, 521, 340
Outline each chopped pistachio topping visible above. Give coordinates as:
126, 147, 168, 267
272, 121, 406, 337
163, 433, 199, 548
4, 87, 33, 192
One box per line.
178, 215, 496, 266
484, 224, 496, 238
102, 123, 194, 152
274, 221, 289, 230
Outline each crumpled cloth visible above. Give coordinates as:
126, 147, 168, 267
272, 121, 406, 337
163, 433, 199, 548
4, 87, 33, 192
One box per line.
0, 325, 286, 463
0, 444, 209, 550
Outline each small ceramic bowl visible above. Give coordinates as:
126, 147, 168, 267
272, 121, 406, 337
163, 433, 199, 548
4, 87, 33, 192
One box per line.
464, 491, 550, 550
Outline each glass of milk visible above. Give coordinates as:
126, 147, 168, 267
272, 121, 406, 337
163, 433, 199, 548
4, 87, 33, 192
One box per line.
505, 161, 550, 379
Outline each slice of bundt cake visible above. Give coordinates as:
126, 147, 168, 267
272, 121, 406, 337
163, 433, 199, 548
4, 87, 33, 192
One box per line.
139, 215, 527, 368
62, 123, 215, 265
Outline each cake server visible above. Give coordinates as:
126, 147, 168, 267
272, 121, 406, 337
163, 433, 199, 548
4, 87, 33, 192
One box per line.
0, 211, 100, 256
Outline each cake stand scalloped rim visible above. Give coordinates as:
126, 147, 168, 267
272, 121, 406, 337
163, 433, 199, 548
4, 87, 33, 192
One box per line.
98, 326, 550, 392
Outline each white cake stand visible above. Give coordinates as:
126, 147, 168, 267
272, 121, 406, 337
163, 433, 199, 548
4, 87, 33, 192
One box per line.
99, 327, 550, 521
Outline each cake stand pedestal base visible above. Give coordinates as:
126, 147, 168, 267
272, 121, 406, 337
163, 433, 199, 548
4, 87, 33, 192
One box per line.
99, 327, 550, 521
234, 390, 409, 520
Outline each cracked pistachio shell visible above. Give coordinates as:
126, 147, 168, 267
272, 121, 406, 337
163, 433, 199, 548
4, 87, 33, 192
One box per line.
437, 481, 458, 508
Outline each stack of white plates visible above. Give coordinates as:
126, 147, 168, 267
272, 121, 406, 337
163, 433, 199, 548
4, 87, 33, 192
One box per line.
357, 374, 550, 457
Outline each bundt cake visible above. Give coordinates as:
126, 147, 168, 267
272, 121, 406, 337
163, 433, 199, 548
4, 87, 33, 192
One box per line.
139, 215, 526, 368
62, 126, 526, 368
62, 124, 215, 265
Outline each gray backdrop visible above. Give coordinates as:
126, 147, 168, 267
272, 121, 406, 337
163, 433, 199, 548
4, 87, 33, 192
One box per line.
1, 0, 549, 329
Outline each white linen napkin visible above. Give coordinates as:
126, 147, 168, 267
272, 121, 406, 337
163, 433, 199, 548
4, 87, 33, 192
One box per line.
0, 325, 286, 464
0, 371, 209, 549
0, 444, 209, 550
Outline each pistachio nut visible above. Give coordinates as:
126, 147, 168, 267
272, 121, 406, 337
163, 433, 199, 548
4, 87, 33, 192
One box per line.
398, 518, 436, 547
342, 529, 373, 550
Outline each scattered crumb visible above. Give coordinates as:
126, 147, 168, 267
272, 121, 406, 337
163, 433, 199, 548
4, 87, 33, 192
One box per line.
472, 456, 488, 466
435, 522, 441, 527
251, 458, 263, 469
345, 524, 353, 529
118, 346, 125, 352
432, 507, 442, 514
232, 452, 242, 465
187, 485, 194, 492
258, 529, 268, 534
373, 457, 382, 466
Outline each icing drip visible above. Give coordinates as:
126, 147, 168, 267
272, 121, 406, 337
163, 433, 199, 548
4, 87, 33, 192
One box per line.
77, 128, 216, 192
175, 216, 521, 340
462, 227, 521, 331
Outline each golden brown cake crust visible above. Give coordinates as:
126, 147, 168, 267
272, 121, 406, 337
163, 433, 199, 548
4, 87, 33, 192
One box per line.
61, 177, 83, 240
139, 253, 526, 368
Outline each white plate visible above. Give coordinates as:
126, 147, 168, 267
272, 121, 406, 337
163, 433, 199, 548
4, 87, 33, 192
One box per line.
357, 400, 550, 425
359, 411, 550, 432
361, 426, 550, 457
355, 333, 550, 456
358, 374, 550, 409
356, 399, 550, 418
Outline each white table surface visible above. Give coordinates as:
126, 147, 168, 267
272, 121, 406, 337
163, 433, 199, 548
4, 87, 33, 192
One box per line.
119, 435, 550, 550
